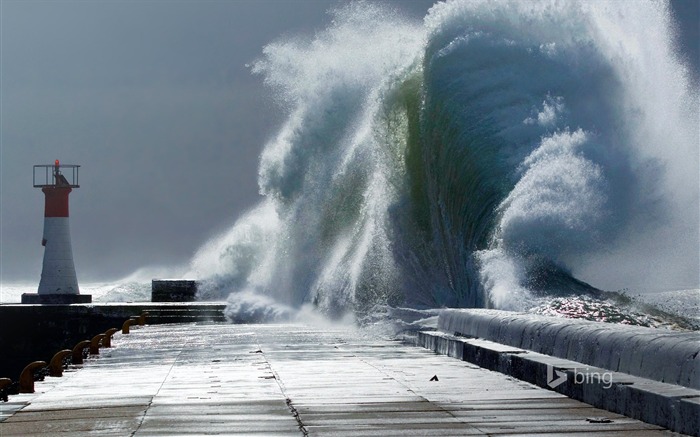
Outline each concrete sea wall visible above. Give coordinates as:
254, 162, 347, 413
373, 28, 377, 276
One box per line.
0, 303, 225, 381
419, 309, 700, 435
438, 309, 699, 389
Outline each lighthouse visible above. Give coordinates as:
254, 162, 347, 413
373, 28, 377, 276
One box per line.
22, 160, 91, 304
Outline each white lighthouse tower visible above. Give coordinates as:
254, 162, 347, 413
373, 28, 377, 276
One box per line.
22, 160, 91, 304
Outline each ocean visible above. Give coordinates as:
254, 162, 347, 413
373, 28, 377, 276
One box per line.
186, 1, 698, 326
0, 282, 151, 304
5, 1, 698, 331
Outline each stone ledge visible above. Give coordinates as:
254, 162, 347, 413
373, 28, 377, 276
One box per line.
438, 309, 700, 389
20, 294, 92, 304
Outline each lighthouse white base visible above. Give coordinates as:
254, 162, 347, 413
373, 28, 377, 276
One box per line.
38, 217, 80, 296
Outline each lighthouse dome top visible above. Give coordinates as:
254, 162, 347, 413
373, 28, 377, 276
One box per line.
33, 161, 80, 188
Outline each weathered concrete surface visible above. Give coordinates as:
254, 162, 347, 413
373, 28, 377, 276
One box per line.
439, 309, 700, 389
0, 302, 226, 381
0, 323, 681, 436
419, 330, 700, 435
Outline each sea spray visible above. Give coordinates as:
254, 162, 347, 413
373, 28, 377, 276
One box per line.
189, 0, 699, 321
191, 3, 425, 318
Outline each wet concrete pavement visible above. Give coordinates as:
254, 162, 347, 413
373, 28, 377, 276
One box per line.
0, 323, 680, 436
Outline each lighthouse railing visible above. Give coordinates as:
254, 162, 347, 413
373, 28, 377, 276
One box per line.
33, 164, 80, 188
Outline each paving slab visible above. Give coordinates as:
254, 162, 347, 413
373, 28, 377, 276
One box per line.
0, 323, 682, 436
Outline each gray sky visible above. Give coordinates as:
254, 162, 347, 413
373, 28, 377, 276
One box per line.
1, 0, 698, 283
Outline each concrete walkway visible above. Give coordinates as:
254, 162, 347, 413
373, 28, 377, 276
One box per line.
0, 323, 679, 436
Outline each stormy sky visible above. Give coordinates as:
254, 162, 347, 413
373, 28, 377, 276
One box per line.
1, 0, 698, 284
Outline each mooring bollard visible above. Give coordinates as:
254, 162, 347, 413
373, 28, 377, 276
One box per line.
72, 340, 91, 365
122, 318, 137, 334
19, 361, 47, 393
0, 377, 12, 402
102, 328, 119, 348
0, 378, 12, 390
48, 350, 72, 377
137, 311, 149, 326
90, 334, 106, 355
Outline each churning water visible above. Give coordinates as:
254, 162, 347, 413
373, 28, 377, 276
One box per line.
188, 0, 699, 325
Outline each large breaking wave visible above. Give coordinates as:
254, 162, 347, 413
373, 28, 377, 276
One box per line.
189, 0, 699, 320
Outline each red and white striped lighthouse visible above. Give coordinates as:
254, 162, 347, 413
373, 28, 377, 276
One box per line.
22, 160, 91, 304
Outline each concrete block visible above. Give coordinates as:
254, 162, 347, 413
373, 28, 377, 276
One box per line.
678, 396, 700, 435
21, 293, 91, 304
151, 280, 197, 302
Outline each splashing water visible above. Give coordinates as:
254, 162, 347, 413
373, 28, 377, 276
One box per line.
189, 0, 699, 323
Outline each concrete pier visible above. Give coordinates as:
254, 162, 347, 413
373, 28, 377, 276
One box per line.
0, 322, 681, 436
419, 309, 700, 436
0, 303, 226, 381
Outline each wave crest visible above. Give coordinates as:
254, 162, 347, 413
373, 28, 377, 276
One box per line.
188, 0, 699, 318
